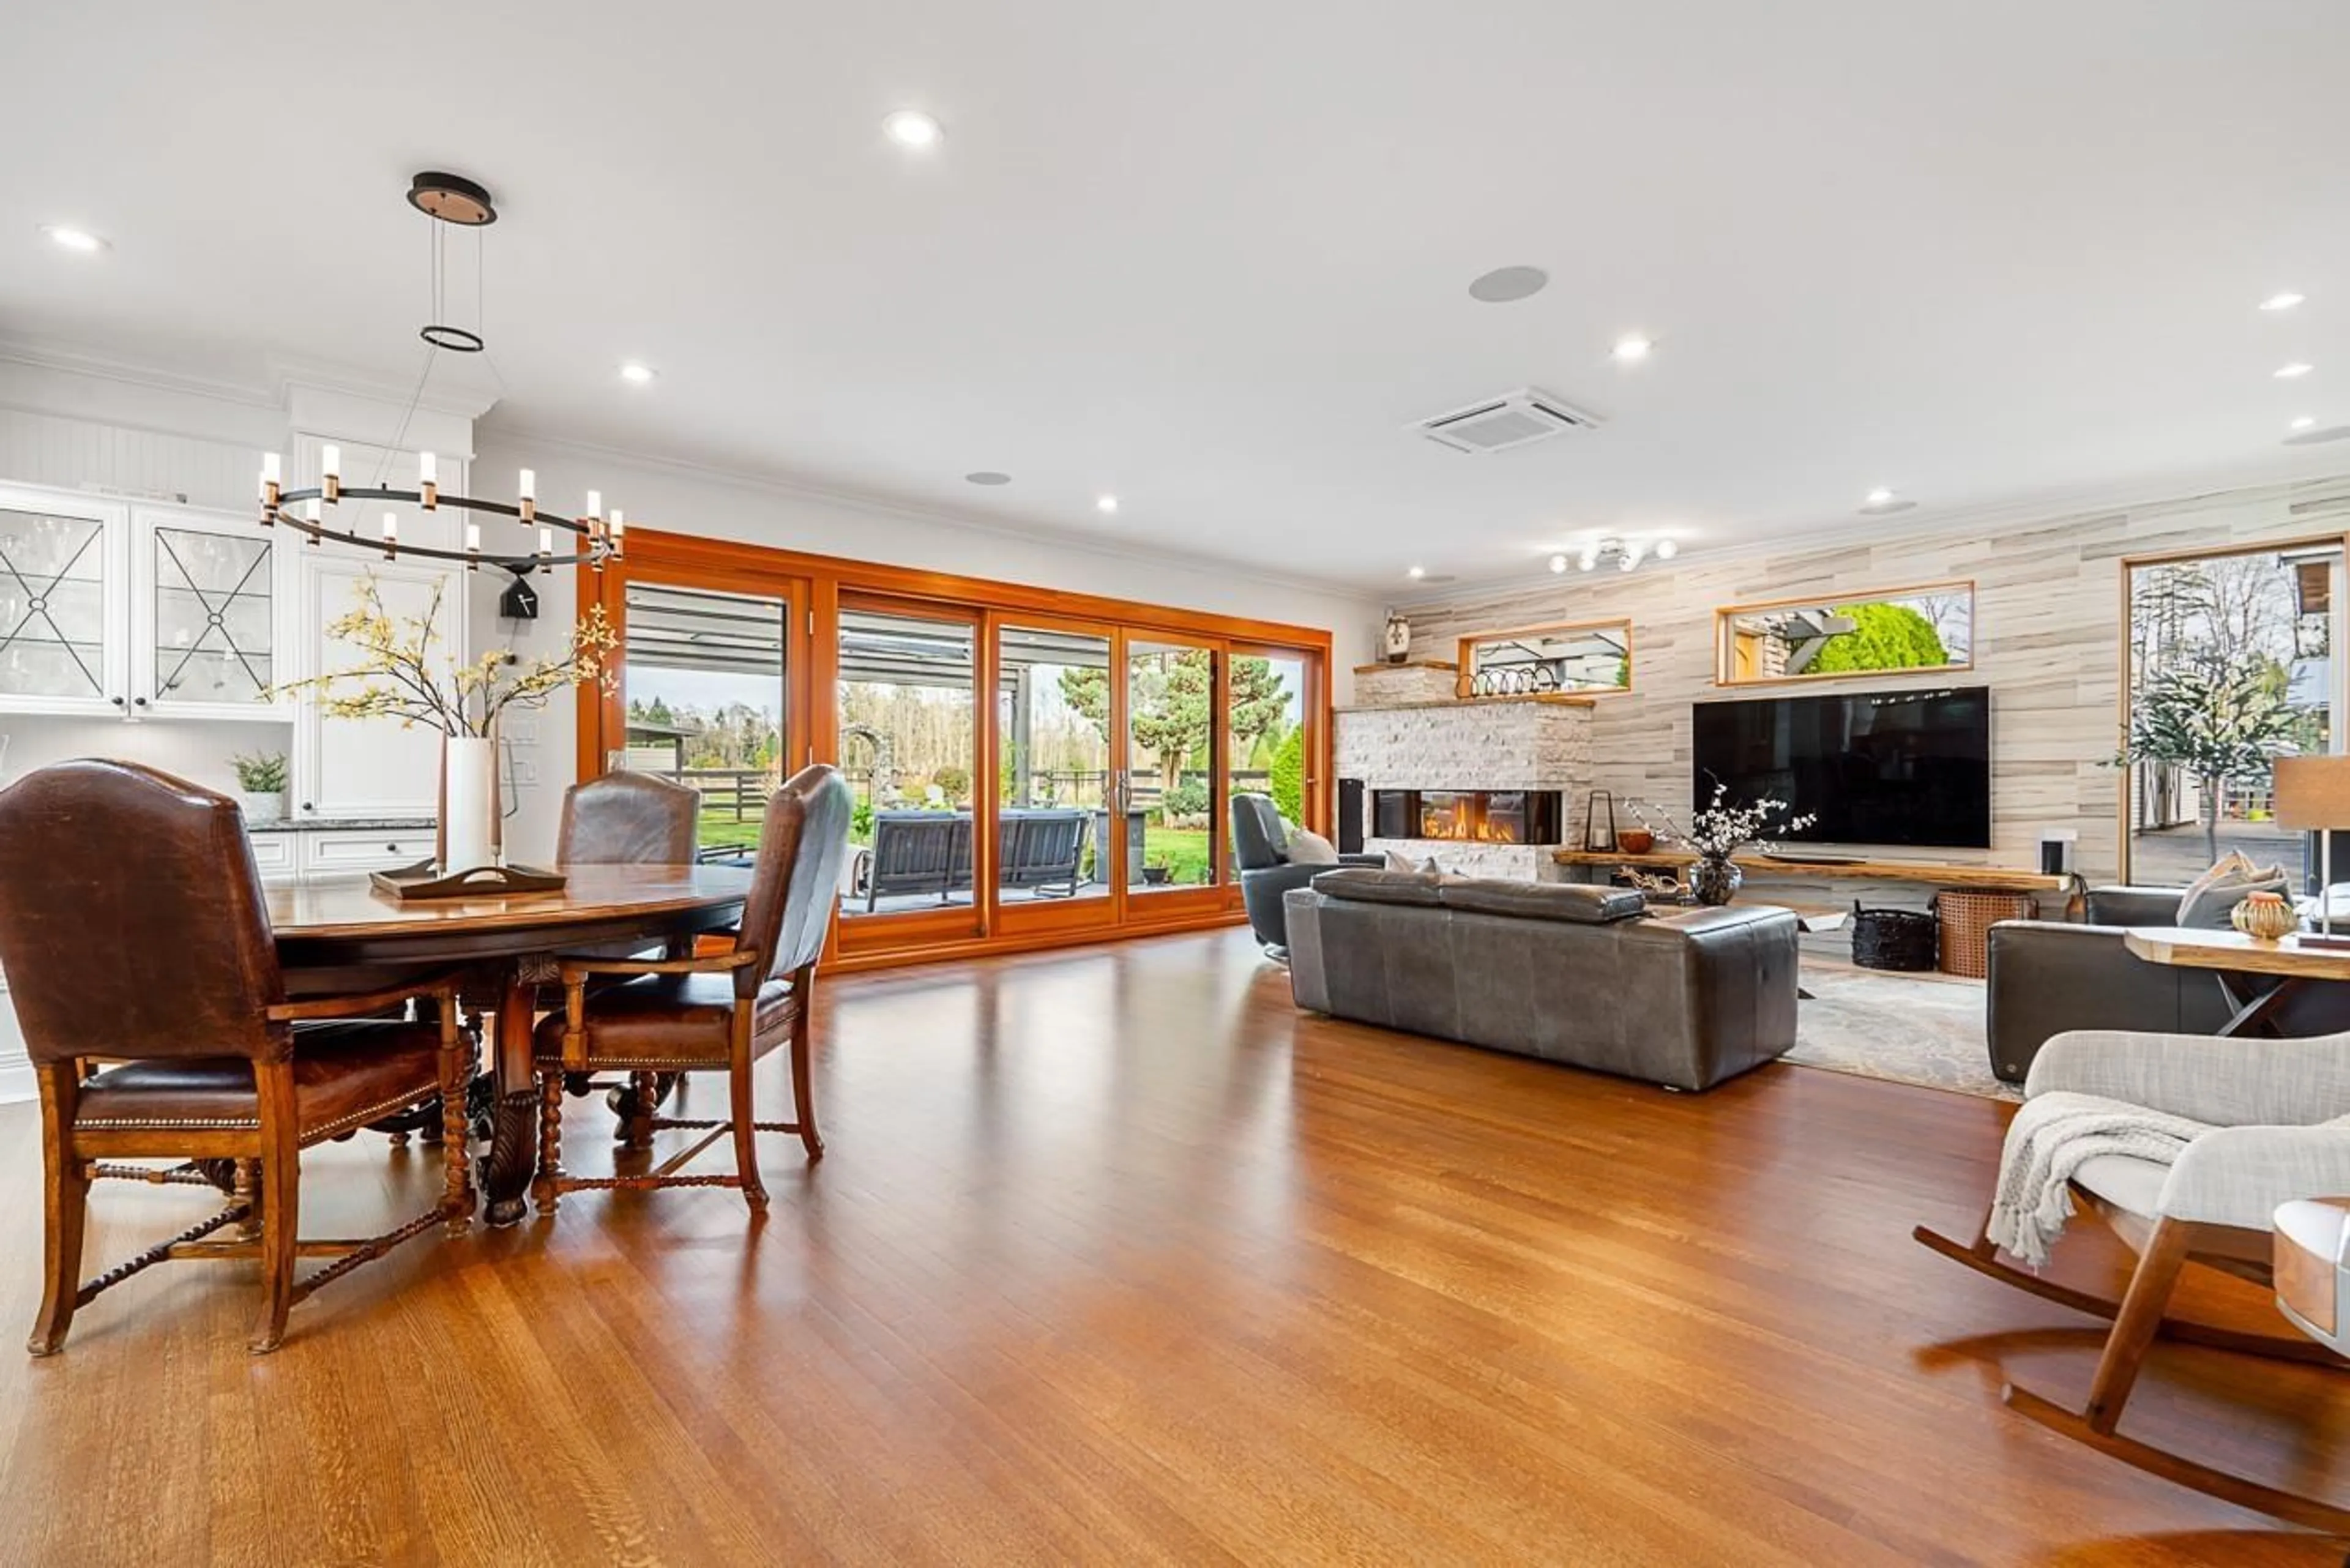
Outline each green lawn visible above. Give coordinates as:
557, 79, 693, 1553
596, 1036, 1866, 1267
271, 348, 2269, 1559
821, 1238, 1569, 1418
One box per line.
1143, 826, 1213, 886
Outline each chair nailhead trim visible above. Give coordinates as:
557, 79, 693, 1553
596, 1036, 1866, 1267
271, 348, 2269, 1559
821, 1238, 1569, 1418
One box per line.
77, 1114, 261, 1130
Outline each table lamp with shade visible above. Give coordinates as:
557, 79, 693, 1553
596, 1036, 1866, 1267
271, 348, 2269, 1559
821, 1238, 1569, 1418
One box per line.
2272, 756, 2350, 949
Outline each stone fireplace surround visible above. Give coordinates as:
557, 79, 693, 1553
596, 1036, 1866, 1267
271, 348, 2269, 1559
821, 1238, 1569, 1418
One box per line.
1335, 662, 1595, 882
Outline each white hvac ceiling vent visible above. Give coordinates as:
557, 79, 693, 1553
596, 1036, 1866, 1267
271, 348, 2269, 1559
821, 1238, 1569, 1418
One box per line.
1413, 387, 1601, 454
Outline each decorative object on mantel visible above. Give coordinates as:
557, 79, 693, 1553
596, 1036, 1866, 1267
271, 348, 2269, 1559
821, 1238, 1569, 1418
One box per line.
1382, 610, 1411, 664
1628, 783, 1818, 908
229, 749, 288, 825
2231, 889, 2301, 943
1617, 827, 1654, 855
255, 173, 627, 575
1581, 790, 1618, 853
269, 572, 616, 894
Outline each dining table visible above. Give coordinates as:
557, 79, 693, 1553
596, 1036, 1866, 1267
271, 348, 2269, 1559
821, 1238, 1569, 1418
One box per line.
266, 863, 755, 1225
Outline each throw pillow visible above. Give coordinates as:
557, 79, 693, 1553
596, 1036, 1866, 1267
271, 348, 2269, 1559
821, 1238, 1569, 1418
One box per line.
1383, 849, 1418, 873
1286, 827, 1340, 865
2176, 852, 2290, 929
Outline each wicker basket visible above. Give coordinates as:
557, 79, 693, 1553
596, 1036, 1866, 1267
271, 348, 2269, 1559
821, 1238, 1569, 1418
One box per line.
1933, 890, 2037, 979
1851, 903, 1938, 971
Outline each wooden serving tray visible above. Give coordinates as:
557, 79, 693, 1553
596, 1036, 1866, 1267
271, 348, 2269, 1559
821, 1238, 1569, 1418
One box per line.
369, 861, 569, 901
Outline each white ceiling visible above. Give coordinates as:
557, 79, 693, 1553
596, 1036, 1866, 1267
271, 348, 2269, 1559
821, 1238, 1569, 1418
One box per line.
4, 1, 2348, 594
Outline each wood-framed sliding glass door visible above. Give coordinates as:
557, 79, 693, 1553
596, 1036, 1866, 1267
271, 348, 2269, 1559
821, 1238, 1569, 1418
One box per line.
581, 528, 1334, 970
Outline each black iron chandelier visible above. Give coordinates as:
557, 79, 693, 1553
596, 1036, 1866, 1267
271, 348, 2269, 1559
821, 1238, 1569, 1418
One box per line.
256, 173, 624, 575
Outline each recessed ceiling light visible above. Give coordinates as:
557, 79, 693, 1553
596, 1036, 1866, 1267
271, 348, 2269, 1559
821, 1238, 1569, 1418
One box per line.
884, 110, 943, 148
1095, 494, 1119, 514
618, 362, 656, 384
1406, 566, 1426, 580
2277, 362, 2316, 379
964, 471, 1012, 486
1548, 554, 1569, 573
1611, 335, 1653, 364
2292, 416, 2318, 431
1468, 266, 1549, 304
40, 224, 107, 254
1654, 539, 1679, 561
2260, 292, 2307, 312
1865, 487, 1895, 506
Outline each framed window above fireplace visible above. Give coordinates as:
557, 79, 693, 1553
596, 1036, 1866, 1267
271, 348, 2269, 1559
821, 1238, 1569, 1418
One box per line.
1455, 618, 1633, 700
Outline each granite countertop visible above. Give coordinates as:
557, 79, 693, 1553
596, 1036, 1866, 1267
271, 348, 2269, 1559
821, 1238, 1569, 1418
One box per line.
246, 818, 438, 834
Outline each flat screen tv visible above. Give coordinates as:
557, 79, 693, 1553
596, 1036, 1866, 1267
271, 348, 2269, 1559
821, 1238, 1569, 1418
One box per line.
1689, 685, 1991, 849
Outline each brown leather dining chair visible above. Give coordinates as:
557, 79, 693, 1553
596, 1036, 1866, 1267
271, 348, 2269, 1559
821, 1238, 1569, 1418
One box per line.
556, 770, 701, 865
0, 761, 474, 1355
532, 763, 851, 1214
554, 769, 704, 1144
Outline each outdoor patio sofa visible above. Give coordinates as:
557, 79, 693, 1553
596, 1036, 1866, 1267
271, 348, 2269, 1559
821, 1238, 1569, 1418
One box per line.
853, 807, 1090, 909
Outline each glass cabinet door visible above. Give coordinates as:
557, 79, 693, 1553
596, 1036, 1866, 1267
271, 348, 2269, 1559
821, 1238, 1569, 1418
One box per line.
144, 516, 278, 712
0, 499, 119, 710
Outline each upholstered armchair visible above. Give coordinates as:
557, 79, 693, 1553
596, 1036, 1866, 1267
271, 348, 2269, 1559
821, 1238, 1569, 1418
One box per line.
1915, 1028, 2350, 1531
1229, 793, 1378, 958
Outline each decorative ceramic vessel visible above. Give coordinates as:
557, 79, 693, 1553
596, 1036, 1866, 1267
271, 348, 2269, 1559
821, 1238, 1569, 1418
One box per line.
237, 790, 285, 826
2231, 889, 2298, 941
441, 734, 496, 872
1689, 853, 1742, 907
1618, 828, 1655, 855
1382, 611, 1411, 664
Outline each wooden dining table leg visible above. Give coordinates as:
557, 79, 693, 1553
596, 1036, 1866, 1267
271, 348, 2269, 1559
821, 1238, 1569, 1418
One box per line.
480, 966, 543, 1227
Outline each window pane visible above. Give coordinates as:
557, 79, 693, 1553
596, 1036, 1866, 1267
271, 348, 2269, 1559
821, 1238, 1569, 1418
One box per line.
998, 627, 1113, 904
839, 606, 977, 916
1128, 638, 1218, 890
2125, 548, 2337, 888
1229, 651, 1308, 832
621, 582, 788, 860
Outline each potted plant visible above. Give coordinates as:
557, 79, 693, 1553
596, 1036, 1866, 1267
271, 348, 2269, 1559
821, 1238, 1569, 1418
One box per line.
231, 750, 289, 825
1630, 783, 1816, 906
270, 574, 616, 872
1141, 854, 1173, 886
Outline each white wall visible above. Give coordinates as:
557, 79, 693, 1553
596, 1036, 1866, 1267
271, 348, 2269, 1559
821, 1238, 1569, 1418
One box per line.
473, 428, 1384, 859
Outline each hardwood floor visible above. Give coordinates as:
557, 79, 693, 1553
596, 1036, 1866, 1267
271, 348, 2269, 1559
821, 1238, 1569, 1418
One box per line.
0, 928, 2343, 1564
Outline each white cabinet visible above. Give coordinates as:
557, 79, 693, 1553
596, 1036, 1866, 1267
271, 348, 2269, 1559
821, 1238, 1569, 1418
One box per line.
132, 504, 296, 721
245, 832, 298, 881
297, 827, 436, 878
292, 553, 469, 821
0, 482, 296, 723
0, 483, 130, 717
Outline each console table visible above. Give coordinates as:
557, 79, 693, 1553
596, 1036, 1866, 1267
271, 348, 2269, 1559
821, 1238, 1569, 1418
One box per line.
1551, 849, 2070, 894
2122, 927, 2350, 1037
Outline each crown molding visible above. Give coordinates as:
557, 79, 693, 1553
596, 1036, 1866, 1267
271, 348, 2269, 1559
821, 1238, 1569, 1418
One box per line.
478, 418, 1380, 608
0, 330, 281, 411
1398, 451, 2350, 611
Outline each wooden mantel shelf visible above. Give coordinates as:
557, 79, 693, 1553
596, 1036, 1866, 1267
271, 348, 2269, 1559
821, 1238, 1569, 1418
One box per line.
1352, 659, 1460, 674
1338, 694, 1597, 714
1552, 848, 2070, 893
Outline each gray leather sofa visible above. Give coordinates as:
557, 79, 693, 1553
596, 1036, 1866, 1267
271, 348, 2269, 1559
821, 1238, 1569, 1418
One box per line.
1986, 884, 2350, 1085
1284, 868, 1800, 1091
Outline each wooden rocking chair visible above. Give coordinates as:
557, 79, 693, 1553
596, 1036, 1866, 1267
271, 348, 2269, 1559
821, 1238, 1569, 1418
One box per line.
1915, 1027, 2350, 1533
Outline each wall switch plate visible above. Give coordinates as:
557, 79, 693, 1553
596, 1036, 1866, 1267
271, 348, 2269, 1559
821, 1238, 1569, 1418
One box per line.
503, 715, 539, 745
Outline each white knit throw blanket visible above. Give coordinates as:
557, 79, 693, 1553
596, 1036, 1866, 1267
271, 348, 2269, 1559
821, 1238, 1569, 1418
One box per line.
1986, 1091, 2207, 1267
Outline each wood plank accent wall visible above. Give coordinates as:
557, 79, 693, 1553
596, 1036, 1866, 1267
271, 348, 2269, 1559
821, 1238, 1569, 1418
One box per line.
1400, 477, 2350, 884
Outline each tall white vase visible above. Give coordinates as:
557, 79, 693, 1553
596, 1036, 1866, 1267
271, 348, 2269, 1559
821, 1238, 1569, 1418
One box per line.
442, 734, 497, 872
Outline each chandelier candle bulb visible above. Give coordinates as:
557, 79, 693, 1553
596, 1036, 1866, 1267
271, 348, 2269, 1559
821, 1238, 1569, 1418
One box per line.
464, 521, 482, 567
380, 513, 398, 559
538, 525, 553, 559
418, 450, 439, 509
321, 444, 341, 503
259, 452, 282, 512
586, 490, 602, 522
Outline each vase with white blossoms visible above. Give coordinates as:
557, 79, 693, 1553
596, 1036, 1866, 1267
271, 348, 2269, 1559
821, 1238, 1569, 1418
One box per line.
1629, 783, 1818, 908
272, 573, 616, 872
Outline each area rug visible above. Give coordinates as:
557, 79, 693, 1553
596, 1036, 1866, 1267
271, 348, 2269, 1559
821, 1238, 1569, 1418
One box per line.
1786, 966, 2019, 1102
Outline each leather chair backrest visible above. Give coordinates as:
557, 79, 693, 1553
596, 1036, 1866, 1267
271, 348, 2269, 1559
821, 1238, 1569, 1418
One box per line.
736, 764, 853, 989
558, 771, 701, 865
0, 760, 288, 1064
1231, 793, 1288, 872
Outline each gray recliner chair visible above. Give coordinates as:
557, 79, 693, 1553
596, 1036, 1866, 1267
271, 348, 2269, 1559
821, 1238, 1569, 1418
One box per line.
1230, 793, 1378, 957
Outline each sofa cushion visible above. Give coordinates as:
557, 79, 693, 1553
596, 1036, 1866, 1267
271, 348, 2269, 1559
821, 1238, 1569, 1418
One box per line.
1310, 867, 1444, 906
1438, 879, 1646, 924
1286, 827, 1340, 865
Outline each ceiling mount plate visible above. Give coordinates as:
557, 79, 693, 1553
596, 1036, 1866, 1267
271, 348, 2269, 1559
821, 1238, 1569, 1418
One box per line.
407, 171, 497, 226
